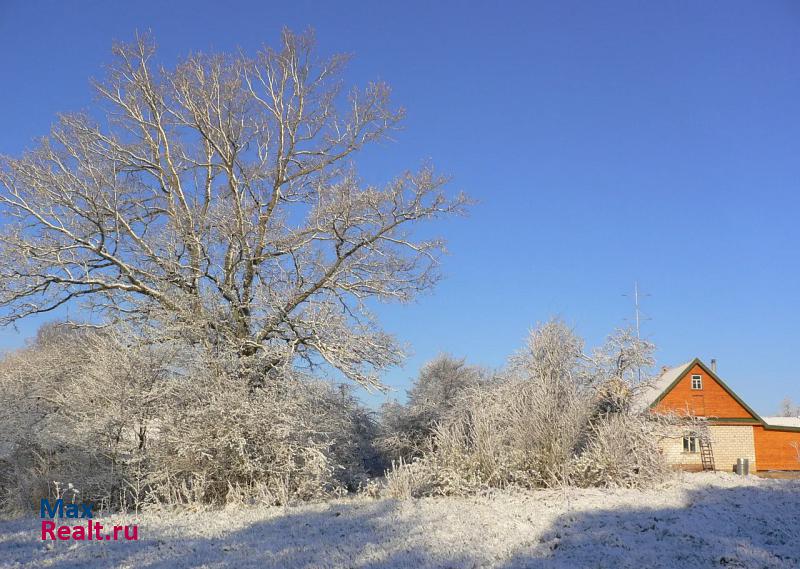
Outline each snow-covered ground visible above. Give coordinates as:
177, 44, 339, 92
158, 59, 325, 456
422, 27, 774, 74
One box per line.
1, 472, 798, 568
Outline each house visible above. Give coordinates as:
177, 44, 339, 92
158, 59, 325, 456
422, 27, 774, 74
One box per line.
635, 358, 800, 472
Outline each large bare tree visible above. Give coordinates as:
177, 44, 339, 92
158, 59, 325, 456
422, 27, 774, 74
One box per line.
0, 30, 468, 388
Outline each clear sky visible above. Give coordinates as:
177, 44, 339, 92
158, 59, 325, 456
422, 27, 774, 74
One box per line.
1, 1, 798, 414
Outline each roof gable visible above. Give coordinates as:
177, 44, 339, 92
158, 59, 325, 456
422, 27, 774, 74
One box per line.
645, 358, 763, 421
632, 361, 692, 412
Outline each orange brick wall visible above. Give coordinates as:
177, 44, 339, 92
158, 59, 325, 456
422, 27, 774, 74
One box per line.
753, 426, 800, 471
653, 364, 754, 419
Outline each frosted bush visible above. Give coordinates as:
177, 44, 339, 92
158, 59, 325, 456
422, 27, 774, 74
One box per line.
382, 458, 438, 499
570, 413, 671, 488
148, 372, 378, 506
381, 320, 671, 496
0, 322, 382, 512
377, 354, 484, 462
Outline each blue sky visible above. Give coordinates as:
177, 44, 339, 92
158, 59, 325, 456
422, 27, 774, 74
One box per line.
1, 1, 798, 414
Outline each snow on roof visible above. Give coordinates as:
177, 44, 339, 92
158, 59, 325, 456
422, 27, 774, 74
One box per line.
762, 416, 800, 428
631, 361, 693, 412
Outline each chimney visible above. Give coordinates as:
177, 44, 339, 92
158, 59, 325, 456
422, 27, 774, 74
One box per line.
710, 358, 717, 373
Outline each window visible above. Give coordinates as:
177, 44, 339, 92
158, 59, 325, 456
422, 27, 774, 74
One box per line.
683, 434, 698, 453
691, 374, 703, 390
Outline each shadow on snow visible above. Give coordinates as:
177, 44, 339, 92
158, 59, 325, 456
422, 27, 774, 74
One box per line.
1, 481, 798, 568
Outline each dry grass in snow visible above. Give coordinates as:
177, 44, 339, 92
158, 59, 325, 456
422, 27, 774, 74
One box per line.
1, 472, 798, 569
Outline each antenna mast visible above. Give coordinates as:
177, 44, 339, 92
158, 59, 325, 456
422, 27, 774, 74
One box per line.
624, 281, 646, 337
633, 281, 641, 339
623, 281, 650, 383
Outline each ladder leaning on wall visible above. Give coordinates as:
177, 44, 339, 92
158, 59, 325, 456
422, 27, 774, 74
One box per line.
699, 437, 715, 471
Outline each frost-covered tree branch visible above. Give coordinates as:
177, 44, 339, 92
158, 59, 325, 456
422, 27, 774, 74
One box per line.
0, 30, 469, 389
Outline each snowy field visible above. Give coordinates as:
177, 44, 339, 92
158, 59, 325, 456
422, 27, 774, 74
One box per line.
1, 472, 798, 569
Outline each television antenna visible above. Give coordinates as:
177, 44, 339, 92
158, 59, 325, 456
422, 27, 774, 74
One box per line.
623, 281, 652, 383
623, 281, 651, 339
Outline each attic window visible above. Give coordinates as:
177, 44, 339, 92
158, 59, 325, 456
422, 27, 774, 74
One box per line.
691, 375, 703, 390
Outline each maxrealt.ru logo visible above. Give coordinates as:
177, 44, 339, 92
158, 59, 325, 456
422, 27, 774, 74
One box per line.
40, 499, 138, 541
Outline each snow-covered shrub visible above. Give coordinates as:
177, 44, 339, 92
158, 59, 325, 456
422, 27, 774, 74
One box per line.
147, 371, 379, 506
0, 322, 383, 512
0, 325, 106, 511
412, 381, 587, 493
570, 413, 671, 488
409, 321, 594, 491
0, 323, 182, 512
377, 354, 484, 462
382, 320, 670, 496
382, 458, 438, 499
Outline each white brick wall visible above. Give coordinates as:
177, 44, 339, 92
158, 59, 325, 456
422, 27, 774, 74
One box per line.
658, 425, 756, 472
659, 426, 702, 469
708, 425, 756, 473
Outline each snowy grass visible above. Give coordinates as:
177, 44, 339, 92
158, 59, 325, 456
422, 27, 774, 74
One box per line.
1, 472, 798, 568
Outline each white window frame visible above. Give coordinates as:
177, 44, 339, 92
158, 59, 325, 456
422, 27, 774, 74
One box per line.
691, 374, 703, 390
683, 434, 698, 453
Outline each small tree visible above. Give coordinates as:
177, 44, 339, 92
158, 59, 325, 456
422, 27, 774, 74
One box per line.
778, 396, 799, 417
379, 354, 483, 460
407, 355, 483, 425
587, 327, 656, 386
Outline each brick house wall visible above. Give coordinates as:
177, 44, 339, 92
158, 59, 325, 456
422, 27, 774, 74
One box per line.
657, 425, 756, 472
708, 425, 757, 473
658, 425, 702, 470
